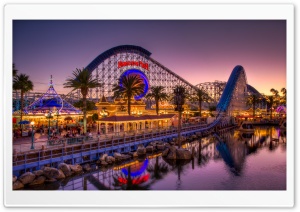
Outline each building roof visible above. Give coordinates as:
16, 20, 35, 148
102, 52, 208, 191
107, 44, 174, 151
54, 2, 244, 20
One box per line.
24, 75, 82, 115
98, 114, 176, 122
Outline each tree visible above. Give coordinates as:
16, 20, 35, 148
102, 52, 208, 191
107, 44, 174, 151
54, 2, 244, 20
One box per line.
13, 73, 34, 123
280, 87, 286, 106
190, 88, 211, 117
173, 85, 187, 148
146, 86, 168, 115
73, 100, 96, 111
264, 95, 279, 120
112, 75, 145, 116
64, 68, 101, 133
246, 94, 262, 118
13, 63, 18, 78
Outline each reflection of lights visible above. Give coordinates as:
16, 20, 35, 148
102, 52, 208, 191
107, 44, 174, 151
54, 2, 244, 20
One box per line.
121, 159, 148, 177
147, 153, 162, 159
118, 174, 150, 185
113, 160, 139, 170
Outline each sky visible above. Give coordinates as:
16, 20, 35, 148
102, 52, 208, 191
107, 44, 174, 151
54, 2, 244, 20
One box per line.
13, 20, 286, 95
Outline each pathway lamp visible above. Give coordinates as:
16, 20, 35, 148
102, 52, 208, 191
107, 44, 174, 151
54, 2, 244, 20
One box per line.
174, 86, 186, 148
45, 111, 53, 140
54, 110, 61, 132
30, 121, 35, 150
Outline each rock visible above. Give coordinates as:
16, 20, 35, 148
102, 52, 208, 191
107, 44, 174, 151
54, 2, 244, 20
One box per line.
146, 145, 154, 153
43, 167, 60, 179
100, 154, 108, 161
13, 175, 17, 183
18, 172, 36, 185
83, 164, 92, 172
101, 161, 108, 166
122, 154, 131, 160
165, 143, 171, 148
156, 144, 165, 151
56, 169, 66, 179
162, 148, 169, 157
133, 152, 138, 157
45, 178, 57, 183
170, 142, 175, 146
176, 149, 192, 160
166, 146, 177, 160
58, 163, 72, 177
29, 176, 46, 186
33, 170, 44, 177
69, 164, 83, 173
137, 145, 146, 156
13, 180, 24, 190
106, 156, 116, 164
114, 152, 123, 161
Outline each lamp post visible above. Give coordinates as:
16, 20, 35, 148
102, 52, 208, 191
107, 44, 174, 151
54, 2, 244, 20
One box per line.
45, 111, 53, 140
174, 86, 186, 148
54, 110, 61, 132
30, 121, 35, 149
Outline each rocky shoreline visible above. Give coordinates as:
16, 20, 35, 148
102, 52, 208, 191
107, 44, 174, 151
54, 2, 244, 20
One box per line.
13, 138, 196, 190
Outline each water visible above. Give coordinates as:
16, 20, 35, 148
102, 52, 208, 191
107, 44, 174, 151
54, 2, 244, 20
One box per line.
25, 126, 287, 190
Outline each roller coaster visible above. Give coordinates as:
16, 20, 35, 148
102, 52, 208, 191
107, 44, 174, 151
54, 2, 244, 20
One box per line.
13, 45, 259, 130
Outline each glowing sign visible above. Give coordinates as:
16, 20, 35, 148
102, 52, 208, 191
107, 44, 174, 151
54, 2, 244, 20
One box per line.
119, 69, 149, 100
118, 61, 149, 70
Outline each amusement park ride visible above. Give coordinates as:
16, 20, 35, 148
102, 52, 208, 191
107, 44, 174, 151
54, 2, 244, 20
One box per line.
13, 45, 263, 126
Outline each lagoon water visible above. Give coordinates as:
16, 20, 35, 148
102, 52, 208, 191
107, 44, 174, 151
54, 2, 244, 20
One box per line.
26, 126, 286, 190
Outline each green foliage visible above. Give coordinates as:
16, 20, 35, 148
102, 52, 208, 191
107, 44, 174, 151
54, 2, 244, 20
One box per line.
146, 86, 168, 115
112, 75, 145, 115
13, 73, 34, 122
73, 100, 96, 111
92, 113, 99, 121
64, 68, 101, 133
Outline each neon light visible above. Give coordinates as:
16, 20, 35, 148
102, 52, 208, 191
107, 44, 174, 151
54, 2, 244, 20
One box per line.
118, 174, 150, 185
119, 69, 149, 100
118, 61, 149, 70
121, 159, 149, 177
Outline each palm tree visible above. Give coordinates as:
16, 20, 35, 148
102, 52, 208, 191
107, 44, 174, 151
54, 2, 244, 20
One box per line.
280, 87, 286, 106
264, 95, 279, 120
64, 68, 101, 133
112, 75, 145, 116
13, 63, 18, 78
173, 85, 187, 148
146, 86, 168, 115
191, 88, 210, 117
13, 73, 34, 123
246, 94, 262, 118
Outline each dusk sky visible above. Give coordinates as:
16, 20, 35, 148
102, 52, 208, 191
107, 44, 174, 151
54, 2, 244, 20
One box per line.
13, 20, 286, 95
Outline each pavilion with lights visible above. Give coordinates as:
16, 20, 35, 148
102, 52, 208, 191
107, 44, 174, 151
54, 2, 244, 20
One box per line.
13, 76, 83, 128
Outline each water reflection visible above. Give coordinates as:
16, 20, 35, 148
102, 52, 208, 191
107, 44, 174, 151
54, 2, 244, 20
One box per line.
53, 126, 286, 190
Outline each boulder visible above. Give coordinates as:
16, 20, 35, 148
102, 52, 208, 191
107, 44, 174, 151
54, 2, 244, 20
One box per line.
133, 152, 138, 157
69, 164, 83, 173
45, 178, 57, 183
146, 145, 154, 153
33, 170, 44, 177
106, 156, 116, 164
156, 144, 165, 151
13, 180, 24, 190
83, 164, 92, 172
18, 172, 36, 185
58, 163, 72, 177
165, 143, 171, 148
166, 146, 177, 160
137, 145, 146, 156
101, 161, 108, 166
169, 142, 175, 146
13, 175, 17, 183
100, 154, 108, 162
176, 149, 192, 160
122, 154, 132, 160
56, 169, 66, 179
114, 152, 123, 161
29, 176, 46, 186
162, 148, 169, 157
43, 167, 60, 179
